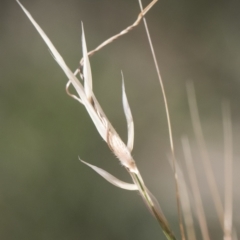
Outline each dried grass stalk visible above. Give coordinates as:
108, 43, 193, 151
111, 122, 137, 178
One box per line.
182, 136, 210, 240
137, 0, 186, 239
222, 101, 233, 240
16, 0, 176, 239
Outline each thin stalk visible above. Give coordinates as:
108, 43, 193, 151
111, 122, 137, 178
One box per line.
222, 101, 233, 240
168, 157, 197, 240
138, 0, 185, 239
182, 136, 210, 240
186, 81, 224, 229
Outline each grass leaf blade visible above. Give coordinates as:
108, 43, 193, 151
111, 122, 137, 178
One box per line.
81, 23, 93, 100
80, 159, 138, 191
121, 72, 134, 152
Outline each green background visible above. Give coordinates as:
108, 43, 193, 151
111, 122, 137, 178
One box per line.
1, 0, 240, 239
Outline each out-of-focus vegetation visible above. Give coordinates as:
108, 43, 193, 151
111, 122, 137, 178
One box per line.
0, 0, 240, 239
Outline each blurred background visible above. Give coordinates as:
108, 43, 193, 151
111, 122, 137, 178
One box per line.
1, 0, 240, 239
